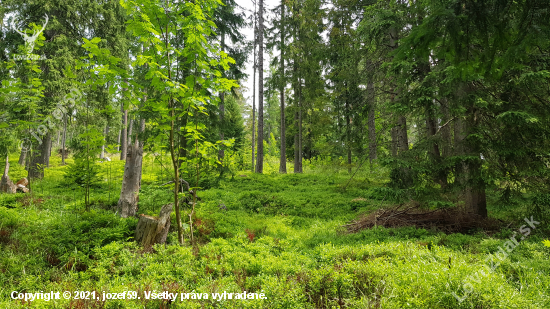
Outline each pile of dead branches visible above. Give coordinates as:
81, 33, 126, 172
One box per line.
344, 203, 501, 234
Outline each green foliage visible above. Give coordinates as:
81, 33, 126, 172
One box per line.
1, 158, 550, 308
62, 156, 103, 189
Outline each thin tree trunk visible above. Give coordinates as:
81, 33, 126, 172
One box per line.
255, 0, 264, 173
294, 110, 299, 173
120, 90, 128, 160
100, 125, 109, 159
367, 80, 376, 163
127, 117, 134, 147
117, 130, 121, 152
61, 115, 67, 165
44, 133, 51, 168
219, 30, 225, 162
251, 1, 257, 172
298, 80, 303, 173
178, 122, 187, 170
165, 42, 184, 245
345, 93, 351, 173
56, 130, 60, 147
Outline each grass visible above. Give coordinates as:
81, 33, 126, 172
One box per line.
0, 151, 549, 308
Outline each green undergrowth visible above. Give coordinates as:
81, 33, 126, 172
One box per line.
0, 154, 549, 308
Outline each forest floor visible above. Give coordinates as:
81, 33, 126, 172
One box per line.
0, 153, 549, 308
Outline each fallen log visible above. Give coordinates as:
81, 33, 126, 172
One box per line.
0, 156, 16, 193
134, 203, 173, 249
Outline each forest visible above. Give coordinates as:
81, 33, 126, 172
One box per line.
0, 0, 549, 308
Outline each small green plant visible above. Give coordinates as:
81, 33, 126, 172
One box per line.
62, 156, 102, 189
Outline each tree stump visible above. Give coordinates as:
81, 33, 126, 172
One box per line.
135, 203, 173, 249
0, 156, 16, 194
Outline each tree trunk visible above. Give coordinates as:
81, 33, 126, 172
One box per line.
219, 30, 226, 162
297, 80, 303, 173
397, 116, 408, 152
279, 2, 286, 173
294, 109, 299, 173
178, 123, 187, 170
29, 132, 51, 179
56, 130, 60, 147
117, 129, 121, 152
18, 149, 27, 166
390, 126, 398, 157
367, 80, 377, 163
1, 156, 16, 193
44, 133, 51, 168
255, 0, 264, 174
134, 203, 173, 249
120, 99, 128, 161
346, 97, 351, 174
61, 114, 67, 165
426, 104, 446, 187
117, 116, 145, 218
100, 125, 109, 159
127, 118, 134, 147
454, 84, 487, 217
440, 97, 451, 158
251, 2, 257, 172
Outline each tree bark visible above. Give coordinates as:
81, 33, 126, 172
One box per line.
255, 0, 264, 173
61, 114, 67, 165
390, 126, 398, 157
294, 110, 299, 173
117, 115, 145, 218
100, 125, 109, 159
44, 133, 52, 168
120, 97, 128, 161
367, 80, 377, 163
127, 118, 134, 148
219, 30, 226, 162
426, 103, 446, 187
1, 156, 16, 193
455, 84, 487, 217
297, 78, 303, 173
29, 132, 51, 179
18, 149, 27, 166
440, 97, 451, 158
178, 122, 187, 170
251, 1, 257, 172
346, 96, 351, 174
279, 1, 287, 174
397, 116, 408, 153
117, 129, 121, 152
134, 203, 173, 249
